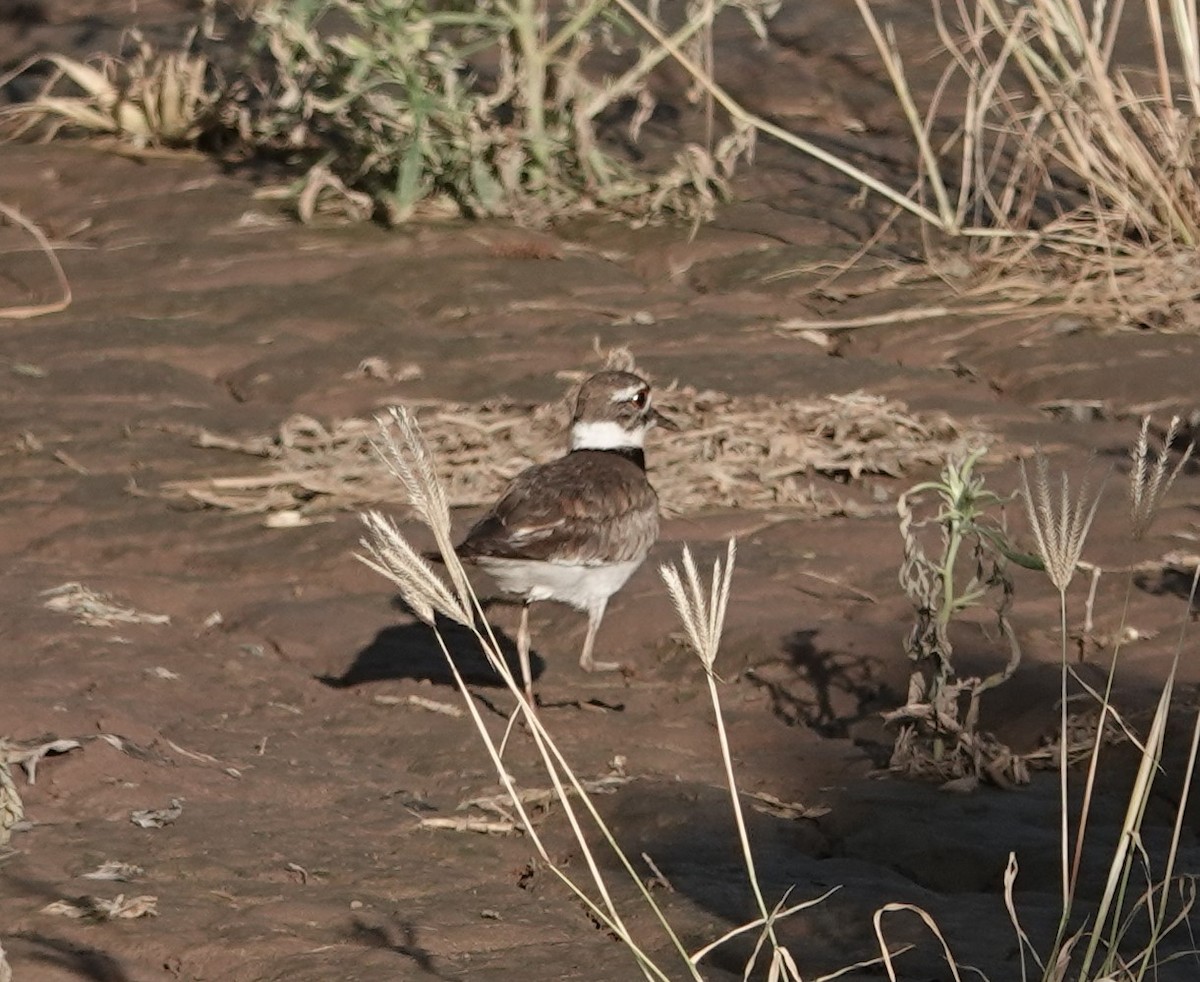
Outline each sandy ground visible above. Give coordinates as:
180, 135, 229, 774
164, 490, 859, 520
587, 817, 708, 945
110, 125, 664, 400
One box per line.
3, 2, 1200, 980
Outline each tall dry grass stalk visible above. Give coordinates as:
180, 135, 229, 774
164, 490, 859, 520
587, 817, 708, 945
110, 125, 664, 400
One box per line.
661, 542, 812, 978
1019, 452, 1103, 919
359, 408, 842, 980
1005, 426, 1198, 981
1066, 419, 1192, 911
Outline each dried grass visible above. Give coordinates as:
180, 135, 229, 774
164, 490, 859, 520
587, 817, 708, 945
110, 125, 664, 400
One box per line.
0, 29, 213, 149
0, 201, 72, 321
165, 385, 987, 520
129, 798, 183, 829
82, 861, 144, 882
42, 894, 158, 920
0, 30, 215, 149
41, 583, 170, 628
3, 737, 83, 784
0, 745, 23, 848
844, 0, 1200, 335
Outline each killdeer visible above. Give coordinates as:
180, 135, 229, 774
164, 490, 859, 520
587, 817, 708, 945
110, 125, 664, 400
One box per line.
456, 370, 671, 703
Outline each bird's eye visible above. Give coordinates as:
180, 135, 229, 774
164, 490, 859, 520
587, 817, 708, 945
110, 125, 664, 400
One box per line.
631, 390, 648, 409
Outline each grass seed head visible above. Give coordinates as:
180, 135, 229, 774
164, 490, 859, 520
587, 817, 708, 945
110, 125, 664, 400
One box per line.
1129, 416, 1194, 540
659, 538, 736, 670
368, 408, 474, 613
1019, 452, 1105, 594
357, 510, 469, 627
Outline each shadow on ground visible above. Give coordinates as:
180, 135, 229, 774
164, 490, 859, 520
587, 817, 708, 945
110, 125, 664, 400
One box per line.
321, 603, 544, 690
745, 629, 896, 743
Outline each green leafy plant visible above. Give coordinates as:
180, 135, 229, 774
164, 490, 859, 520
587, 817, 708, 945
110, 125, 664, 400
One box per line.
889, 448, 1036, 786
242, 0, 769, 225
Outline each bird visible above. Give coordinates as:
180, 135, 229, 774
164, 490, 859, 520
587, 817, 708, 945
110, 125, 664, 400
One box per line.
455, 370, 672, 704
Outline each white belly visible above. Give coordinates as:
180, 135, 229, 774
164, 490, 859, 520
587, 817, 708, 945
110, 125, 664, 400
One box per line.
476, 557, 644, 612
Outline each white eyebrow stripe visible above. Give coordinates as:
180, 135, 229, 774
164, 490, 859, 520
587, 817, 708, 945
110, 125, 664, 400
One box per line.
609, 384, 646, 403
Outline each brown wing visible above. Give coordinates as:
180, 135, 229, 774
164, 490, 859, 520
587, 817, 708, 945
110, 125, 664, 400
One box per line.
456, 451, 659, 565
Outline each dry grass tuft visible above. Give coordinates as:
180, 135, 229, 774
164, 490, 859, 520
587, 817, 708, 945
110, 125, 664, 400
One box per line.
165, 385, 988, 521
840, 0, 1200, 334
1, 30, 215, 149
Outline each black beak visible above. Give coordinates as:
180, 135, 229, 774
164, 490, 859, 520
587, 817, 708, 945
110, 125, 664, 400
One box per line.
648, 406, 680, 432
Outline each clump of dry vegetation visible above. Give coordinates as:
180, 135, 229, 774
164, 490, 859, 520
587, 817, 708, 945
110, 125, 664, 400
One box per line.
164, 382, 986, 521
233, 0, 769, 225
853, 0, 1200, 332
0, 29, 217, 148
2, 0, 771, 226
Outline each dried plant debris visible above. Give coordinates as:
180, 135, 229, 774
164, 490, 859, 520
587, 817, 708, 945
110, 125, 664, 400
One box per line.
166, 387, 986, 520
130, 798, 183, 829
0, 939, 10, 982
41, 582, 170, 628
3, 737, 82, 784
0, 752, 23, 847
344, 357, 423, 383
82, 861, 145, 882
418, 816, 520, 835
1025, 705, 1131, 769
42, 894, 158, 920
744, 791, 831, 821
372, 694, 463, 717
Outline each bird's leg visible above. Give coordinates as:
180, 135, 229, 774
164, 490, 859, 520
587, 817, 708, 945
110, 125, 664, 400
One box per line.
579, 597, 621, 673
516, 602, 535, 706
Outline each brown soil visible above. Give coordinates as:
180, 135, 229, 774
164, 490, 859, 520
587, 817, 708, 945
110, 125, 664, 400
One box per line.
3, 3, 1200, 980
